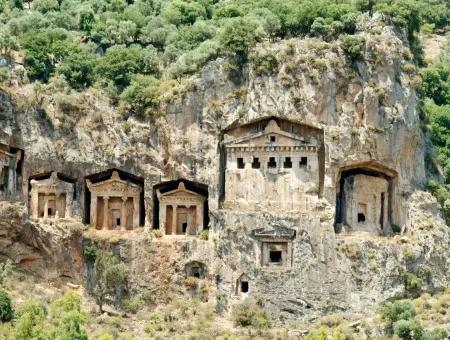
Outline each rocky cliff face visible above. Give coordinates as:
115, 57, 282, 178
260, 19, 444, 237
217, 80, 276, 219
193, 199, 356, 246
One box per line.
0, 16, 448, 323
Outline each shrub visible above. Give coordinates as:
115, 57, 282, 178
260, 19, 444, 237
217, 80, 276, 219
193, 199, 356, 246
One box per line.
122, 295, 143, 314
0, 260, 12, 286
120, 74, 161, 118
13, 300, 48, 339
391, 223, 402, 233
341, 35, 365, 62
49, 293, 88, 340
83, 244, 99, 262
0, 290, 13, 322
393, 319, 424, 340
381, 299, 416, 324
250, 52, 278, 76
199, 230, 209, 240
231, 298, 269, 329
422, 328, 449, 340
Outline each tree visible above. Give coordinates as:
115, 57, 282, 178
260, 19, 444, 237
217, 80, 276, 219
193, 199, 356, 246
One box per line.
0, 290, 13, 322
218, 16, 265, 58
393, 319, 424, 340
21, 29, 72, 83
93, 253, 128, 312
57, 47, 97, 89
139, 16, 178, 49
13, 300, 48, 340
162, 0, 208, 26
33, 0, 59, 13
96, 44, 141, 89
120, 74, 161, 117
49, 293, 88, 340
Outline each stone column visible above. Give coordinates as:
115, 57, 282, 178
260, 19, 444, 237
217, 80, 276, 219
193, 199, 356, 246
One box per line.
172, 204, 177, 235
132, 196, 139, 229
186, 205, 193, 235
102, 196, 109, 230
196, 203, 204, 233
121, 197, 127, 231
90, 194, 98, 228
43, 195, 49, 218
159, 203, 166, 233
30, 190, 39, 218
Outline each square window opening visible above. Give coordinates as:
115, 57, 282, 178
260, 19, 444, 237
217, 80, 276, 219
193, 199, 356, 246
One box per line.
357, 213, 366, 222
237, 158, 245, 169
241, 281, 249, 293
270, 136, 276, 142
269, 250, 282, 263
300, 157, 308, 167
251, 157, 261, 169
283, 157, 292, 168
268, 157, 277, 168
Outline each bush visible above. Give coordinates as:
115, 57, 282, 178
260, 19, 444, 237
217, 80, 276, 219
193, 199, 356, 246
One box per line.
120, 74, 161, 118
250, 52, 278, 76
231, 298, 269, 329
381, 299, 416, 324
341, 34, 365, 62
13, 300, 48, 339
422, 328, 449, 340
393, 319, 424, 340
122, 295, 143, 314
0, 290, 13, 323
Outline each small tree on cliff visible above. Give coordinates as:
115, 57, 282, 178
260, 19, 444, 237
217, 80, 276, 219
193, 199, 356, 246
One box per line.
93, 253, 128, 312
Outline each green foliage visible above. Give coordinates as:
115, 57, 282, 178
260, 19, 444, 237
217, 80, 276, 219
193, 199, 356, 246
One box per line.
57, 46, 97, 89
93, 252, 128, 312
420, 64, 450, 105
0, 290, 13, 323
13, 300, 48, 339
119, 74, 161, 117
83, 244, 99, 262
199, 230, 209, 240
250, 52, 278, 76
231, 298, 270, 329
380, 299, 416, 324
49, 293, 88, 340
341, 34, 365, 62
0, 260, 12, 286
422, 328, 449, 340
393, 319, 424, 340
122, 295, 143, 314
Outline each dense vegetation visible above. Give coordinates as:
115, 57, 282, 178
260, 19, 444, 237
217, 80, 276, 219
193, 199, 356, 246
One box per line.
0, 0, 448, 117
421, 39, 450, 224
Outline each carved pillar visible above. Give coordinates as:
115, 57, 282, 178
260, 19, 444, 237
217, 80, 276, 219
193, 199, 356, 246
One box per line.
65, 191, 71, 218
7, 158, 16, 199
102, 196, 109, 230
90, 194, 97, 228
186, 205, 193, 235
121, 197, 127, 231
132, 195, 139, 229
159, 203, 166, 233
172, 204, 177, 235
196, 203, 204, 233
30, 190, 39, 218
43, 195, 49, 218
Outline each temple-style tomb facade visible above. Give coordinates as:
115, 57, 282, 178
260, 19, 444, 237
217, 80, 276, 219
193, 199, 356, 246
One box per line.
157, 182, 206, 235
222, 117, 323, 211
86, 171, 143, 230
29, 172, 74, 219
0, 141, 23, 201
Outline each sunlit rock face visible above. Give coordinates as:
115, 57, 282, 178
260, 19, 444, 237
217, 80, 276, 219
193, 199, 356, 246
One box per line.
0, 16, 447, 325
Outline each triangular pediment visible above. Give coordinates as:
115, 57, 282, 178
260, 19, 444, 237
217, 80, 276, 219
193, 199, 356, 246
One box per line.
225, 119, 316, 147
87, 171, 142, 195
158, 182, 205, 201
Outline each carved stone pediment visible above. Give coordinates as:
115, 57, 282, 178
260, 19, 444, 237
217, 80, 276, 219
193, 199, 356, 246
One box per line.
252, 227, 296, 240
86, 171, 142, 197
157, 182, 206, 204
30, 172, 74, 195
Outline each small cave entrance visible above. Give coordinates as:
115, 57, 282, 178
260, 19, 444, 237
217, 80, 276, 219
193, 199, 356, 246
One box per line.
236, 274, 250, 295
185, 261, 206, 279
152, 178, 209, 231
83, 168, 145, 226
335, 162, 397, 233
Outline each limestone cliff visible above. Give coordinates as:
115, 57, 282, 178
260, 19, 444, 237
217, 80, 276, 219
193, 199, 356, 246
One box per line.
0, 16, 448, 323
